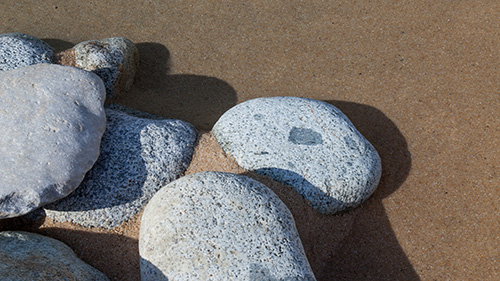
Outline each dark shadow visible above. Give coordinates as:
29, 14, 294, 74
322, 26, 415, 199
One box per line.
240, 101, 417, 280
110, 42, 238, 131
41, 38, 74, 53
320, 101, 416, 281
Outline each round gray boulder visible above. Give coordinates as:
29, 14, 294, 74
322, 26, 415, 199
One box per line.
212, 97, 382, 214
44, 105, 197, 229
140, 172, 316, 280
0, 231, 109, 281
0, 33, 54, 71
0, 64, 106, 218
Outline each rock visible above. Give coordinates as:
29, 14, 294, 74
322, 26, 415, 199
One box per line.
55, 37, 139, 99
0, 231, 109, 281
0, 64, 106, 219
0, 33, 54, 71
43, 104, 197, 228
212, 97, 382, 214
140, 172, 316, 280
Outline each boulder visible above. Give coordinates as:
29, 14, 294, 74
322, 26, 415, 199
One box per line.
0, 64, 106, 218
212, 97, 382, 214
140, 172, 316, 280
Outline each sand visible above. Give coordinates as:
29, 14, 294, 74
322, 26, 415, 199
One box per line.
1, 1, 499, 280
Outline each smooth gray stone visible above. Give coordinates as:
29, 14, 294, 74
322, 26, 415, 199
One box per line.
0, 64, 106, 219
0, 33, 54, 71
0, 231, 109, 281
70, 37, 138, 99
212, 97, 382, 214
43, 105, 197, 228
140, 172, 316, 281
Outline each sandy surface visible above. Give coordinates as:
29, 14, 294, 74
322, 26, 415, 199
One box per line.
1, 1, 500, 280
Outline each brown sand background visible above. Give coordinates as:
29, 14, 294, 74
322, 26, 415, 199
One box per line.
1, 1, 500, 280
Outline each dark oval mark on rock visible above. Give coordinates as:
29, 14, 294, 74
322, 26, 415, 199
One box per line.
288, 127, 323, 145
253, 113, 264, 120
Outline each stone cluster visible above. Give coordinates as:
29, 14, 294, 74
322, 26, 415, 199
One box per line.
0, 33, 382, 280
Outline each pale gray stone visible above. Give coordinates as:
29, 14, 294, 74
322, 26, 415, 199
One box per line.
43, 105, 196, 228
140, 172, 316, 281
0, 64, 106, 218
57, 37, 139, 99
212, 97, 382, 214
0, 33, 54, 71
0, 231, 109, 281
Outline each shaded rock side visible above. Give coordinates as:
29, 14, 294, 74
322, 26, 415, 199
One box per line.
0, 231, 109, 281
44, 104, 197, 228
0, 33, 54, 71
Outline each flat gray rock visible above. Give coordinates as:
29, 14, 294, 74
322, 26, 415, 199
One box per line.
140, 172, 316, 281
55, 37, 139, 99
0, 33, 54, 71
213, 97, 382, 214
0, 231, 109, 281
43, 105, 197, 228
0, 64, 106, 219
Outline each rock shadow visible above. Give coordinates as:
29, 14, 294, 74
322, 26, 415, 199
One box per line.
41, 38, 75, 53
111, 42, 238, 131
241, 101, 417, 280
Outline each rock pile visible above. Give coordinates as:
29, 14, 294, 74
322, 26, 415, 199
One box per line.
0, 33, 382, 280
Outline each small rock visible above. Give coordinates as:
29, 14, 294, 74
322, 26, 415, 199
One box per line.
0, 231, 109, 281
55, 37, 139, 99
0, 64, 106, 219
0, 33, 54, 71
212, 97, 382, 214
140, 172, 316, 280
43, 104, 197, 228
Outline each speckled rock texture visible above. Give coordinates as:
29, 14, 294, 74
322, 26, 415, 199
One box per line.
139, 172, 316, 281
0, 64, 106, 219
213, 97, 382, 214
43, 104, 197, 228
0, 33, 54, 71
0, 231, 109, 281
55, 37, 138, 99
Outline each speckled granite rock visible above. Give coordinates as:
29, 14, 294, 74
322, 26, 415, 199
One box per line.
0, 231, 109, 281
0, 33, 54, 71
212, 97, 382, 214
55, 37, 138, 99
43, 105, 197, 228
0, 64, 106, 219
140, 172, 316, 281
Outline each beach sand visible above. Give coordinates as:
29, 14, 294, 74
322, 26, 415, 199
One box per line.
1, 1, 499, 280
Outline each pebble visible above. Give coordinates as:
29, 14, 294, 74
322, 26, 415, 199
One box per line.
43, 104, 197, 228
212, 97, 382, 214
0, 33, 54, 71
55, 37, 139, 99
139, 172, 316, 280
0, 231, 109, 281
0, 64, 106, 219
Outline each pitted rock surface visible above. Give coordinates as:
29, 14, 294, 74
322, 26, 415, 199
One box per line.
212, 97, 382, 214
140, 172, 316, 281
55, 37, 138, 99
43, 105, 197, 228
0, 64, 106, 218
0, 33, 54, 71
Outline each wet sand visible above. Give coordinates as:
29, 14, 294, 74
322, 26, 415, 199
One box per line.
1, 1, 499, 280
